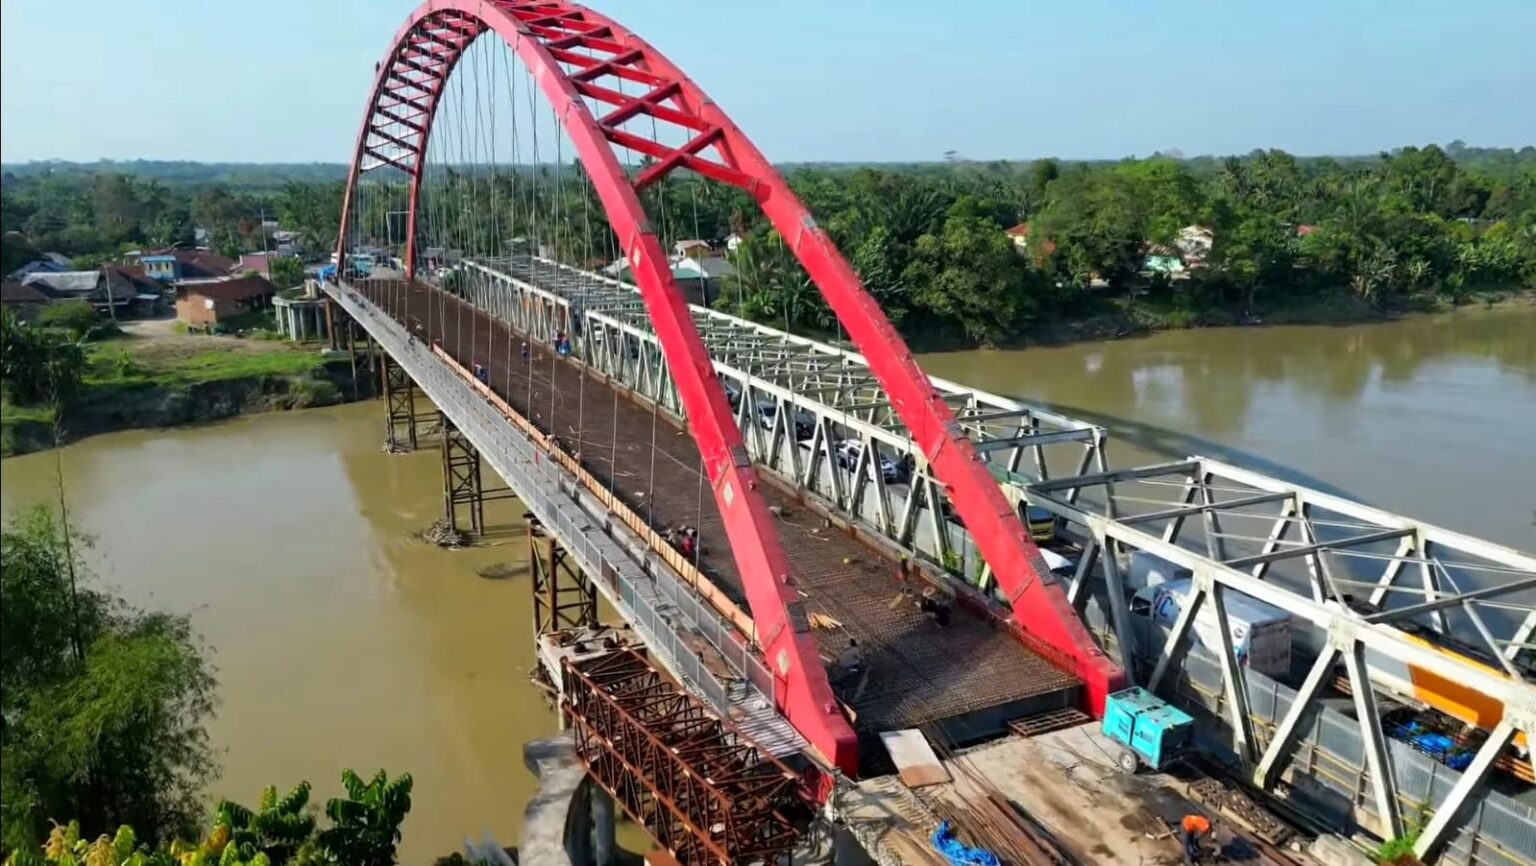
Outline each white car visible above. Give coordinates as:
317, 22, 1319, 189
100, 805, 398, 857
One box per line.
834, 439, 904, 483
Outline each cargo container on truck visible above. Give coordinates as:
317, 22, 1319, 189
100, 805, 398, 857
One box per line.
1130, 577, 1293, 678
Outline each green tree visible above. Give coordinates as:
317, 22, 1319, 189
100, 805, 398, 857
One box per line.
269, 257, 305, 289
1207, 207, 1296, 312
38, 301, 103, 342
901, 197, 1033, 346
1031, 169, 1145, 288
1, 310, 86, 406
1, 505, 218, 853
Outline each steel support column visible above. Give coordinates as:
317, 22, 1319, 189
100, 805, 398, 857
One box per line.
441, 411, 485, 536
380, 351, 420, 451
530, 519, 598, 636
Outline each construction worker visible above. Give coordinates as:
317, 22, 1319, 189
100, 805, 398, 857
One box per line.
1179, 814, 1212, 864
836, 639, 864, 675
918, 587, 952, 628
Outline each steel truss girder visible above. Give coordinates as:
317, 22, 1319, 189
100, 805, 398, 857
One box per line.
339, 1, 858, 772
460, 250, 1112, 561
562, 650, 810, 866
1039, 459, 1535, 853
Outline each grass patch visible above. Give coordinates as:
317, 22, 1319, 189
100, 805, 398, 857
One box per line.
83, 335, 324, 389
1, 402, 57, 457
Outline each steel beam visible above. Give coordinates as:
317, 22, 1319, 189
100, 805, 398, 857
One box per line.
1343, 639, 1404, 840
1101, 537, 1138, 680
1210, 583, 1257, 764
1222, 528, 1415, 570
1119, 490, 1293, 528
1252, 644, 1340, 790
1147, 580, 1207, 694
1414, 719, 1518, 860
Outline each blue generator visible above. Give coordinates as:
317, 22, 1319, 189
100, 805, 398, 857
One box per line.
1101, 686, 1195, 773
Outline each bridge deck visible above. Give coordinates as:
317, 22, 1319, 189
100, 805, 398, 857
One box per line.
358, 279, 1079, 748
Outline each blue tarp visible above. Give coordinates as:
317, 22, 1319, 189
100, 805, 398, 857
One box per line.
931, 821, 1000, 866
1390, 721, 1475, 771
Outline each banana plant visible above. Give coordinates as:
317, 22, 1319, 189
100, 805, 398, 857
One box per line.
315, 771, 412, 866
211, 783, 316, 866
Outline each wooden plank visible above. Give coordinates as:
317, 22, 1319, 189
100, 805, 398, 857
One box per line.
880, 729, 950, 788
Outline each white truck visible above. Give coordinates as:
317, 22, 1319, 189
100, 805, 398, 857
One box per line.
1127, 550, 1193, 591
1130, 577, 1293, 678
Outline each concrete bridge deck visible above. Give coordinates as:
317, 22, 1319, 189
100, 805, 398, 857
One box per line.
354, 277, 1080, 750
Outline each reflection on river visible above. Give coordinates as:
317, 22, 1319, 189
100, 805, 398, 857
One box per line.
921, 305, 1536, 550
0, 403, 546, 863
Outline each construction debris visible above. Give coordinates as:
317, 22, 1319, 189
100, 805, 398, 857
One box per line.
476, 562, 521, 579
421, 519, 468, 548
809, 612, 844, 631
1188, 777, 1293, 847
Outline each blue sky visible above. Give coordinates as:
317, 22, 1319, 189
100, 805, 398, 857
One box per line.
2, 0, 1532, 164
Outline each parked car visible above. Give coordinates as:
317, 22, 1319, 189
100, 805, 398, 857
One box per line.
756, 402, 814, 440
835, 439, 904, 483
720, 376, 743, 411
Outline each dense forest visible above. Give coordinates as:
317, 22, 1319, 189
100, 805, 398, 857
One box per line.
5, 142, 1534, 348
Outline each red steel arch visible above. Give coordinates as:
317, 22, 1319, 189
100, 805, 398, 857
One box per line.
337, 1, 1123, 771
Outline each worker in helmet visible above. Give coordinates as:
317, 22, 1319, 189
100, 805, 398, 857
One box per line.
1179, 814, 1212, 864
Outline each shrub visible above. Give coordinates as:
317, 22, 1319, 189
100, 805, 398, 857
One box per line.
38, 301, 106, 342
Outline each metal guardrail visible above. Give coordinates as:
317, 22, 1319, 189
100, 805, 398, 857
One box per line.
325, 280, 803, 758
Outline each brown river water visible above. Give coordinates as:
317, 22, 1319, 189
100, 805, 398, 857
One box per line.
1, 304, 1532, 859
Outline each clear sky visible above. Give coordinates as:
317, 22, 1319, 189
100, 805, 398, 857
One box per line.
2, 0, 1532, 164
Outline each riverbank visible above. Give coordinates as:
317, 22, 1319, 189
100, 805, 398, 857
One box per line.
1, 330, 366, 457
1011, 285, 1536, 349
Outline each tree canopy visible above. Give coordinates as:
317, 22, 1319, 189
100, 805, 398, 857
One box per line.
5, 144, 1534, 350
1, 506, 218, 854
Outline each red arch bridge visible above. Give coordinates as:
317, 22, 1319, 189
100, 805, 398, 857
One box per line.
324, 3, 1536, 863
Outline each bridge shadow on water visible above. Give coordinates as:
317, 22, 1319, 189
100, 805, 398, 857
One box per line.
1028, 399, 1368, 506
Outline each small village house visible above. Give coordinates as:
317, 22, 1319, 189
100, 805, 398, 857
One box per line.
673, 239, 712, 261
20, 267, 164, 318
1, 279, 53, 321
175, 275, 276, 329
138, 249, 237, 283
1004, 223, 1032, 251
7, 252, 73, 281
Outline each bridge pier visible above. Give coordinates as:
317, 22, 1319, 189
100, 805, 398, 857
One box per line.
530, 518, 599, 636
379, 352, 421, 451
440, 412, 485, 536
